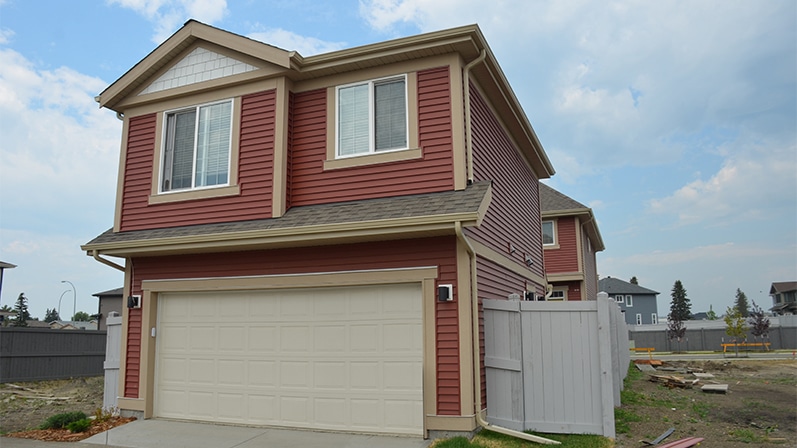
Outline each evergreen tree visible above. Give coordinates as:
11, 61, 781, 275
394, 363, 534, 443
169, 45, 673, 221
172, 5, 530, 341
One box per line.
44, 308, 61, 323
12, 293, 31, 327
669, 280, 692, 321
72, 311, 90, 322
706, 304, 718, 320
630, 276, 639, 285
734, 288, 750, 317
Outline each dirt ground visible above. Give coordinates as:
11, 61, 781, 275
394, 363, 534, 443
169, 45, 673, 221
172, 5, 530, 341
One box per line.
0, 376, 105, 434
615, 359, 797, 448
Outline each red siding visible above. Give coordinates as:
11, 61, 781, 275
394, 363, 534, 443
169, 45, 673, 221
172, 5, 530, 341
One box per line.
123, 237, 462, 415
467, 84, 545, 283
119, 90, 275, 232
544, 217, 579, 273
289, 67, 454, 206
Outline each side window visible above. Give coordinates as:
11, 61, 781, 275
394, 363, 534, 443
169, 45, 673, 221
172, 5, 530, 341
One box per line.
549, 290, 566, 301
636, 313, 642, 325
625, 295, 633, 307
541, 221, 555, 246
615, 295, 624, 303
161, 99, 232, 192
651, 313, 658, 325
337, 75, 407, 157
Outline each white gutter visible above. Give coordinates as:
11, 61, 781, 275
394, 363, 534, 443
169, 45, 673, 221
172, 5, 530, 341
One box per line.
454, 222, 560, 445
463, 50, 486, 184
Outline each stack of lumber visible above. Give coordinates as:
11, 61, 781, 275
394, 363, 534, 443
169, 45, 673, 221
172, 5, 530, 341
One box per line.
648, 374, 700, 389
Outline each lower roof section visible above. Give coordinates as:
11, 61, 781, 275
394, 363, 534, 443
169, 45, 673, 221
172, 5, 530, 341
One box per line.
82, 182, 492, 257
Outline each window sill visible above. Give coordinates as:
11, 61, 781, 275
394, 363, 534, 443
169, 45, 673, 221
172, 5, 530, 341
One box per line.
148, 184, 241, 205
323, 147, 422, 171
542, 244, 560, 250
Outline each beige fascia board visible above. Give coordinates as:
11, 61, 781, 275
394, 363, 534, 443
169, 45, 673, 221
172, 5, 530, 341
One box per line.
540, 208, 590, 219
295, 25, 481, 74
547, 272, 585, 282
82, 213, 481, 257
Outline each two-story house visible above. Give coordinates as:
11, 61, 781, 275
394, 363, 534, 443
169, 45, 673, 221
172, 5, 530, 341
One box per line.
598, 277, 660, 325
82, 21, 555, 439
770, 281, 797, 315
539, 183, 604, 301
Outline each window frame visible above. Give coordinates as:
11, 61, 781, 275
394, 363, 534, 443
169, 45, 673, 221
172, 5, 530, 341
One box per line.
335, 74, 409, 159
158, 98, 234, 194
549, 289, 566, 301
615, 295, 624, 303
651, 313, 658, 325
625, 295, 633, 307
636, 313, 643, 325
541, 220, 556, 247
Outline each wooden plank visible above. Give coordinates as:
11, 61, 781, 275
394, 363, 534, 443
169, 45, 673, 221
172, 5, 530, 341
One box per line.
657, 437, 705, 448
693, 372, 715, 379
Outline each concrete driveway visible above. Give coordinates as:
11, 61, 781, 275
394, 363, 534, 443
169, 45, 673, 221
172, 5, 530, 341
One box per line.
0, 420, 432, 448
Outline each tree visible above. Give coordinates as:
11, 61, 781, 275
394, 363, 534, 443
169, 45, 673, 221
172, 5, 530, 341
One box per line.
0, 304, 11, 327
724, 306, 747, 357
667, 317, 687, 352
12, 293, 31, 327
669, 280, 692, 322
72, 311, 91, 322
44, 308, 61, 323
734, 288, 750, 317
630, 276, 639, 285
748, 301, 770, 349
706, 304, 718, 320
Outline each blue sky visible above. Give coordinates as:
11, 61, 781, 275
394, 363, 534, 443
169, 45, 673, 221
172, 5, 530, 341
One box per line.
0, 0, 795, 321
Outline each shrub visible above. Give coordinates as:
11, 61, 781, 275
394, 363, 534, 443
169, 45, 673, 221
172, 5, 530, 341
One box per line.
66, 418, 92, 433
40, 411, 88, 430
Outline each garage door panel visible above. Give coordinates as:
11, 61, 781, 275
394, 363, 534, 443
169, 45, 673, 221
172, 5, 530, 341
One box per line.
156, 284, 423, 435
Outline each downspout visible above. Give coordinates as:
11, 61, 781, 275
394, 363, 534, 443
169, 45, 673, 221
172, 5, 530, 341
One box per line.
91, 250, 125, 272
454, 222, 560, 445
463, 50, 486, 184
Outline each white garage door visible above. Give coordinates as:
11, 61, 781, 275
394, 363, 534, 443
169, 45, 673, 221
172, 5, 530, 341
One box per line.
155, 283, 424, 435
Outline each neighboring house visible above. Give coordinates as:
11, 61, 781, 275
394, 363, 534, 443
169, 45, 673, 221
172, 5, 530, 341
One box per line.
691, 312, 708, 321
93, 287, 124, 331
598, 276, 660, 326
770, 281, 797, 315
81, 21, 555, 439
50, 320, 99, 330
539, 183, 604, 301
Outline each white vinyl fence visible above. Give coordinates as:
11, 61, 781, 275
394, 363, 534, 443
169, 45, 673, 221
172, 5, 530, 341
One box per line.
484, 293, 629, 438
103, 313, 122, 411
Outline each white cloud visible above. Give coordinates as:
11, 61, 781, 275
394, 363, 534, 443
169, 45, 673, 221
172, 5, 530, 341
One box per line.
247, 28, 346, 56
0, 28, 13, 44
648, 138, 797, 226
108, 0, 228, 43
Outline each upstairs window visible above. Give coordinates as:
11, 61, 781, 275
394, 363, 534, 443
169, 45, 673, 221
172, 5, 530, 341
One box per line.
161, 100, 232, 192
337, 76, 407, 157
625, 295, 633, 307
542, 221, 555, 245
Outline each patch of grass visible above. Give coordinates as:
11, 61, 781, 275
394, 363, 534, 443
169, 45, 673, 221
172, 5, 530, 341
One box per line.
431, 430, 612, 448
729, 428, 764, 443
691, 402, 710, 419
614, 407, 644, 434
40, 411, 88, 430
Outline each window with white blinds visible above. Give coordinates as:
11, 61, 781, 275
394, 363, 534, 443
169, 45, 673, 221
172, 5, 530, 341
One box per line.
161, 100, 232, 192
337, 76, 407, 157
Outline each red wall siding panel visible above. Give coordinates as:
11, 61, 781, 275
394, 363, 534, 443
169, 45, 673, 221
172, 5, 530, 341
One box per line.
544, 217, 579, 273
119, 90, 275, 232
289, 67, 454, 206
124, 237, 462, 415
467, 85, 545, 284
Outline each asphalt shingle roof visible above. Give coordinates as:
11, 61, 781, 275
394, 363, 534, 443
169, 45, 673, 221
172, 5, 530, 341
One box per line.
539, 182, 588, 212
598, 276, 659, 295
85, 181, 491, 247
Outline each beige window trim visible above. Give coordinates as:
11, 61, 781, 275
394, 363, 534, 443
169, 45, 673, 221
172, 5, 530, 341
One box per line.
148, 97, 242, 205
542, 219, 559, 250
324, 72, 420, 171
